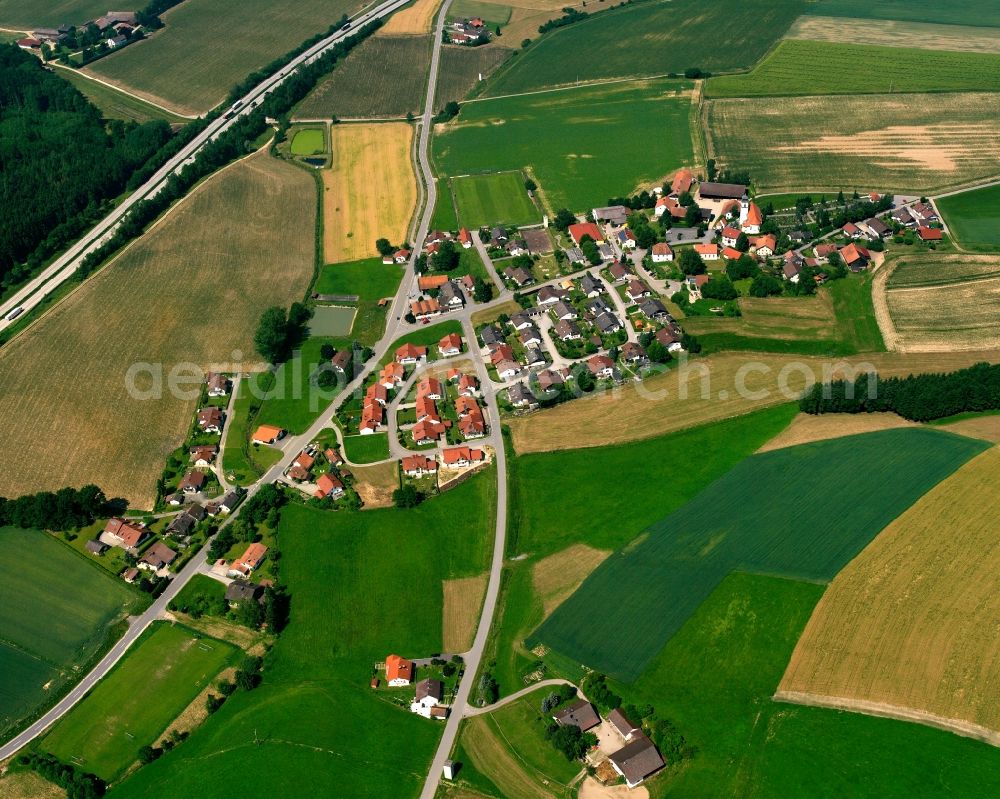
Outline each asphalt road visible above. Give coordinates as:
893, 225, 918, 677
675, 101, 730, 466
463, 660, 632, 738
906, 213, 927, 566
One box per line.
0, 0, 414, 332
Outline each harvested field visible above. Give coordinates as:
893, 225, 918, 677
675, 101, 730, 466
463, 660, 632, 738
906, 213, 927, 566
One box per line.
707, 40, 1000, 98
380, 0, 441, 34
0, 772, 63, 799
0, 151, 315, 507
83, 0, 363, 116
353, 460, 400, 509
758, 412, 917, 452
436, 44, 513, 105
779, 446, 1000, 737
706, 93, 1000, 193
461, 713, 566, 799
938, 414, 1000, 443
443, 573, 488, 651
788, 16, 1000, 55
533, 428, 988, 681
508, 350, 1000, 453
531, 543, 610, 616
295, 35, 432, 120
684, 294, 838, 341
324, 122, 417, 263
884, 254, 1000, 352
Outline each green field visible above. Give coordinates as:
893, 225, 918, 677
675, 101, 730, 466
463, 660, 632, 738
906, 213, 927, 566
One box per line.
290, 127, 326, 155
434, 78, 694, 211
707, 40, 1000, 98
254, 336, 351, 435
42, 622, 237, 780
0, 528, 143, 735
450, 0, 511, 26
489, 406, 796, 692
481, 0, 807, 97
533, 428, 989, 681
937, 184, 1000, 249
314, 257, 404, 342
429, 179, 460, 230
54, 67, 190, 124
84, 0, 362, 116
221, 376, 273, 486
435, 43, 512, 105
619, 572, 1000, 796
803, 0, 1000, 27
294, 35, 432, 119
342, 432, 390, 463
110, 472, 496, 798
0, 0, 107, 27
451, 171, 539, 228
705, 91, 1000, 193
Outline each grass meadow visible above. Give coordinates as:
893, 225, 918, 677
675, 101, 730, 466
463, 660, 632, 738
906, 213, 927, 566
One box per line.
487, 406, 796, 692
314, 257, 404, 343
707, 40, 1000, 98
430, 179, 461, 231
434, 78, 694, 212
0, 151, 315, 508
618, 572, 1000, 797
0, 528, 143, 736
84, 0, 364, 115
451, 171, 539, 228
782, 447, 1000, 735
290, 128, 326, 155
380, 320, 464, 366
481, 0, 807, 96
436, 44, 513, 105
42, 622, 237, 780
342, 433, 391, 464
706, 92, 1000, 193
532, 428, 989, 681
937, 184, 1000, 248
885, 253, 1000, 352
294, 35, 432, 120
682, 274, 885, 355
110, 472, 496, 798
803, 0, 1000, 28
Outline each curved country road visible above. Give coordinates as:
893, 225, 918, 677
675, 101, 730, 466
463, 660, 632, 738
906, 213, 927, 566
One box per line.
464, 679, 576, 718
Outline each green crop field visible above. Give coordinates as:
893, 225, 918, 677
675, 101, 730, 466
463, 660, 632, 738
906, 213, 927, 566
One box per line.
617, 572, 1000, 796
0, 528, 143, 736
110, 472, 496, 798
84, 0, 363, 116
42, 622, 237, 780
450, 0, 511, 27
937, 184, 1000, 249
451, 171, 539, 227
487, 405, 796, 692
481, 0, 807, 97
429, 179, 460, 230
294, 35, 432, 120
290, 128, 326, 155
707, 40, 1000, 98
706, 92, 1000, 193
342, 433, 390, 464
435, 44, 512, 106
0, 0, 107, 27
532, 428, 989, 681
803, 0, 1000, 28
314, 257, 404, 342
434, 78, 694, 211
54, 68, 190, 124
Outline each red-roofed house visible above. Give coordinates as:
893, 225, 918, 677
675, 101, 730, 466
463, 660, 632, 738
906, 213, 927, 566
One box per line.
103, 518, 149, 550
588, 354, 615, 378
438, 332, 462, 356
314, 473, 344, 499
402, 455, 438, 477
650, 242, 673, 263
458, 228, 472, 248
568, 222, 604, 245
742, 201, 763, 234
918, 226, 943, 241
396, 343, 428, 364
416, 377, 444, 400
694, 243, 719, 260
380, 361, 406, 389
386, 654, 415, 686
839, 243, 871, 271
670, 168, 695, 197
412, 418, 446, 445
230, 542, 268, 576
721, 227, 741, 248
442, 447, 485, 467
751, 234, 776, 259
721, 246, 743, 261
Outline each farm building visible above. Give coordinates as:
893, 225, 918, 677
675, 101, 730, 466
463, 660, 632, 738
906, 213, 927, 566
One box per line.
552, 698, 600, 731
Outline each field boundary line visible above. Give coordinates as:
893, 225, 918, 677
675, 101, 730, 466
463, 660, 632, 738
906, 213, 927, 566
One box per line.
465, 72, 686, 103
51, 62, 197, 120
0, 145, 270, 354
775, 690, 1000, 748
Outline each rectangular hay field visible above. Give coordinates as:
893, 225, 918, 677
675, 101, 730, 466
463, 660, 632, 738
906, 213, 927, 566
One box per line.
451, 171, 539, 228
705, 92, 1000, 193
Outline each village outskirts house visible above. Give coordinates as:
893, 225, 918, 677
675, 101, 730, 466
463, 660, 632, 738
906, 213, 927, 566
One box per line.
386, 654, 415, 686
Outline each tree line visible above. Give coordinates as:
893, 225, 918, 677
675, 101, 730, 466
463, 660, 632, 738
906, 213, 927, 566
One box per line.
800, 362, 1000, 422
17, 752, 104, 799
0, 45, 171, 293
0, 485, 121, 531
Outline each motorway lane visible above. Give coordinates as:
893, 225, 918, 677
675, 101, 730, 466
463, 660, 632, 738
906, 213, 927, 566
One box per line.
0, 0, 413, 332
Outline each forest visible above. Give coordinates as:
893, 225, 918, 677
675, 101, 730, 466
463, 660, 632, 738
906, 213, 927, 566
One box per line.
0, 45, 170, 292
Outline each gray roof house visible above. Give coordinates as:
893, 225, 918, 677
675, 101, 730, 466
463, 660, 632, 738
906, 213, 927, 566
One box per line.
608, 735, 665, 788
595, 312, 621, 333
507, 382, 538, 408
225, 580, 263, 605
580, 273, 604, 296
439, 280, 466, 308
553, 699, 600, 731
551, 300, 577, 320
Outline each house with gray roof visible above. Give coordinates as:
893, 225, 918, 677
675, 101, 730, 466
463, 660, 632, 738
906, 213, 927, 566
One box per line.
608, 735, 665, 788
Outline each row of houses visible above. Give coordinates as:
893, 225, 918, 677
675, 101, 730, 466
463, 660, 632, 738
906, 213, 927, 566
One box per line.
401, 445, 486, 477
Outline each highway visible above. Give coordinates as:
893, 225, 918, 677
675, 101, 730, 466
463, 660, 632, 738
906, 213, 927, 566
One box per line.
0, 0, 414, 333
